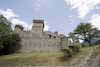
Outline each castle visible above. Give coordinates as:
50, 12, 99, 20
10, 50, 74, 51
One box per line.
15, 20, 73, 52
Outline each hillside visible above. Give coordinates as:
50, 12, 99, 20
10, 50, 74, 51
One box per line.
0, 45, 100, 67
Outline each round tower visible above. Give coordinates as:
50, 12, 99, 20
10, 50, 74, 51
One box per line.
14, 25, 24, 32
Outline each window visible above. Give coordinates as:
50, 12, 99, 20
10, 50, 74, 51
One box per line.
49, 35, 52, 38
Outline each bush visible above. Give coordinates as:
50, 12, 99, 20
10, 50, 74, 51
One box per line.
69, 43, 81, 53
62, 48, 74, 57
61, 43, 81, 59
0, 33, 21, 55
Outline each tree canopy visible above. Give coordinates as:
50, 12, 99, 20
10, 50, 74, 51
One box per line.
0, 15, 21, 55
0, 15, 11, 33
69, 22, 100, 45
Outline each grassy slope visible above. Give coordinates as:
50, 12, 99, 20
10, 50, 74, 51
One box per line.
86, 45, 100, 67
0, 46, 99, 67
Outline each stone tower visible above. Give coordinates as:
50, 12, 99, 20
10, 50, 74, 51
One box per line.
15, 25, 24, 32
32, 20, 44, 32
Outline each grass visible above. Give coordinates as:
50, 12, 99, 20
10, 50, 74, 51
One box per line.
67, 46, 94, 65
91, 45, 100, 56
75, 46, 93, 57
0, 52, 65, 66
0, 46, 99, 67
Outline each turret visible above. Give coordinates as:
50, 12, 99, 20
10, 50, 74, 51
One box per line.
32, 20, 44, 32
14, 25, 24, 32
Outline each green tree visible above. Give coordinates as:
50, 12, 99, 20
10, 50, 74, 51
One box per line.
0, 15, 12, 50
73, 23, 100, 45
1, 33, 21, 54
0, 15, 11, 33
0, 15, 21, 55
68, 32, 75, 42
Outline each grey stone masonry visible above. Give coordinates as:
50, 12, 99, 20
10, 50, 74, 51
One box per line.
14, 20, 73, 52
17, 31, 70, 52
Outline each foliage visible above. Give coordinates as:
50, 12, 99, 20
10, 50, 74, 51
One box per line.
62, 48, 74, 57
71, 22, 100, 45
0, 33, 21, 54
68, 32, 76, 42
0, 15, 11, 33
68, 32, 80, 43
0, 15, 21, 55
62, 43, 81, 58
69, 43, 81, 53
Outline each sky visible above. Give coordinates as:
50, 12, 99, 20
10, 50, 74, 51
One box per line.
0, 0, 100, 35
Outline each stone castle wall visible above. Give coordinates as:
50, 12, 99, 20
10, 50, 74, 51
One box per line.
17, 31, 70, 53
15, 20, 73, 52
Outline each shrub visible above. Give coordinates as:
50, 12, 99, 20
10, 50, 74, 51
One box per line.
61, 43, 81, 60
0, 33, 21, 55
62, 48, 74, 57
69, 43, 81, 54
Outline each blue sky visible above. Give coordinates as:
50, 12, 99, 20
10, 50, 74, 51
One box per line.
0, 0, 100, 35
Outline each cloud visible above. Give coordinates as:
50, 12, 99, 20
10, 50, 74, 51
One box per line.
64, 0, 100, 19
89, 14, 100, 29
10, 18, 28, 29
0, 9, 28, 30
0, 9, 19, 19
44, 21, 49, 31
95, 5, 100, 10
33, 0, 42, 11
0, 8, 49, 31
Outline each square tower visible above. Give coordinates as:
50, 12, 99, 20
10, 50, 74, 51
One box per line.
32, 20, 44, 32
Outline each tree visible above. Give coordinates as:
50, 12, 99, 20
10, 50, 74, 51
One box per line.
0, 15, 21, 55
68, 32, 79, 43
72, 23, 100, 45
0, 15, 12, 51
1, 33, 21, 54
0, 15, 11, 33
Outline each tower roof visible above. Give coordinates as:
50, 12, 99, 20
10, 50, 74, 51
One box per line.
33, 20, 44, 23
15, 25, 24, 30
33, 19, 44, 28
